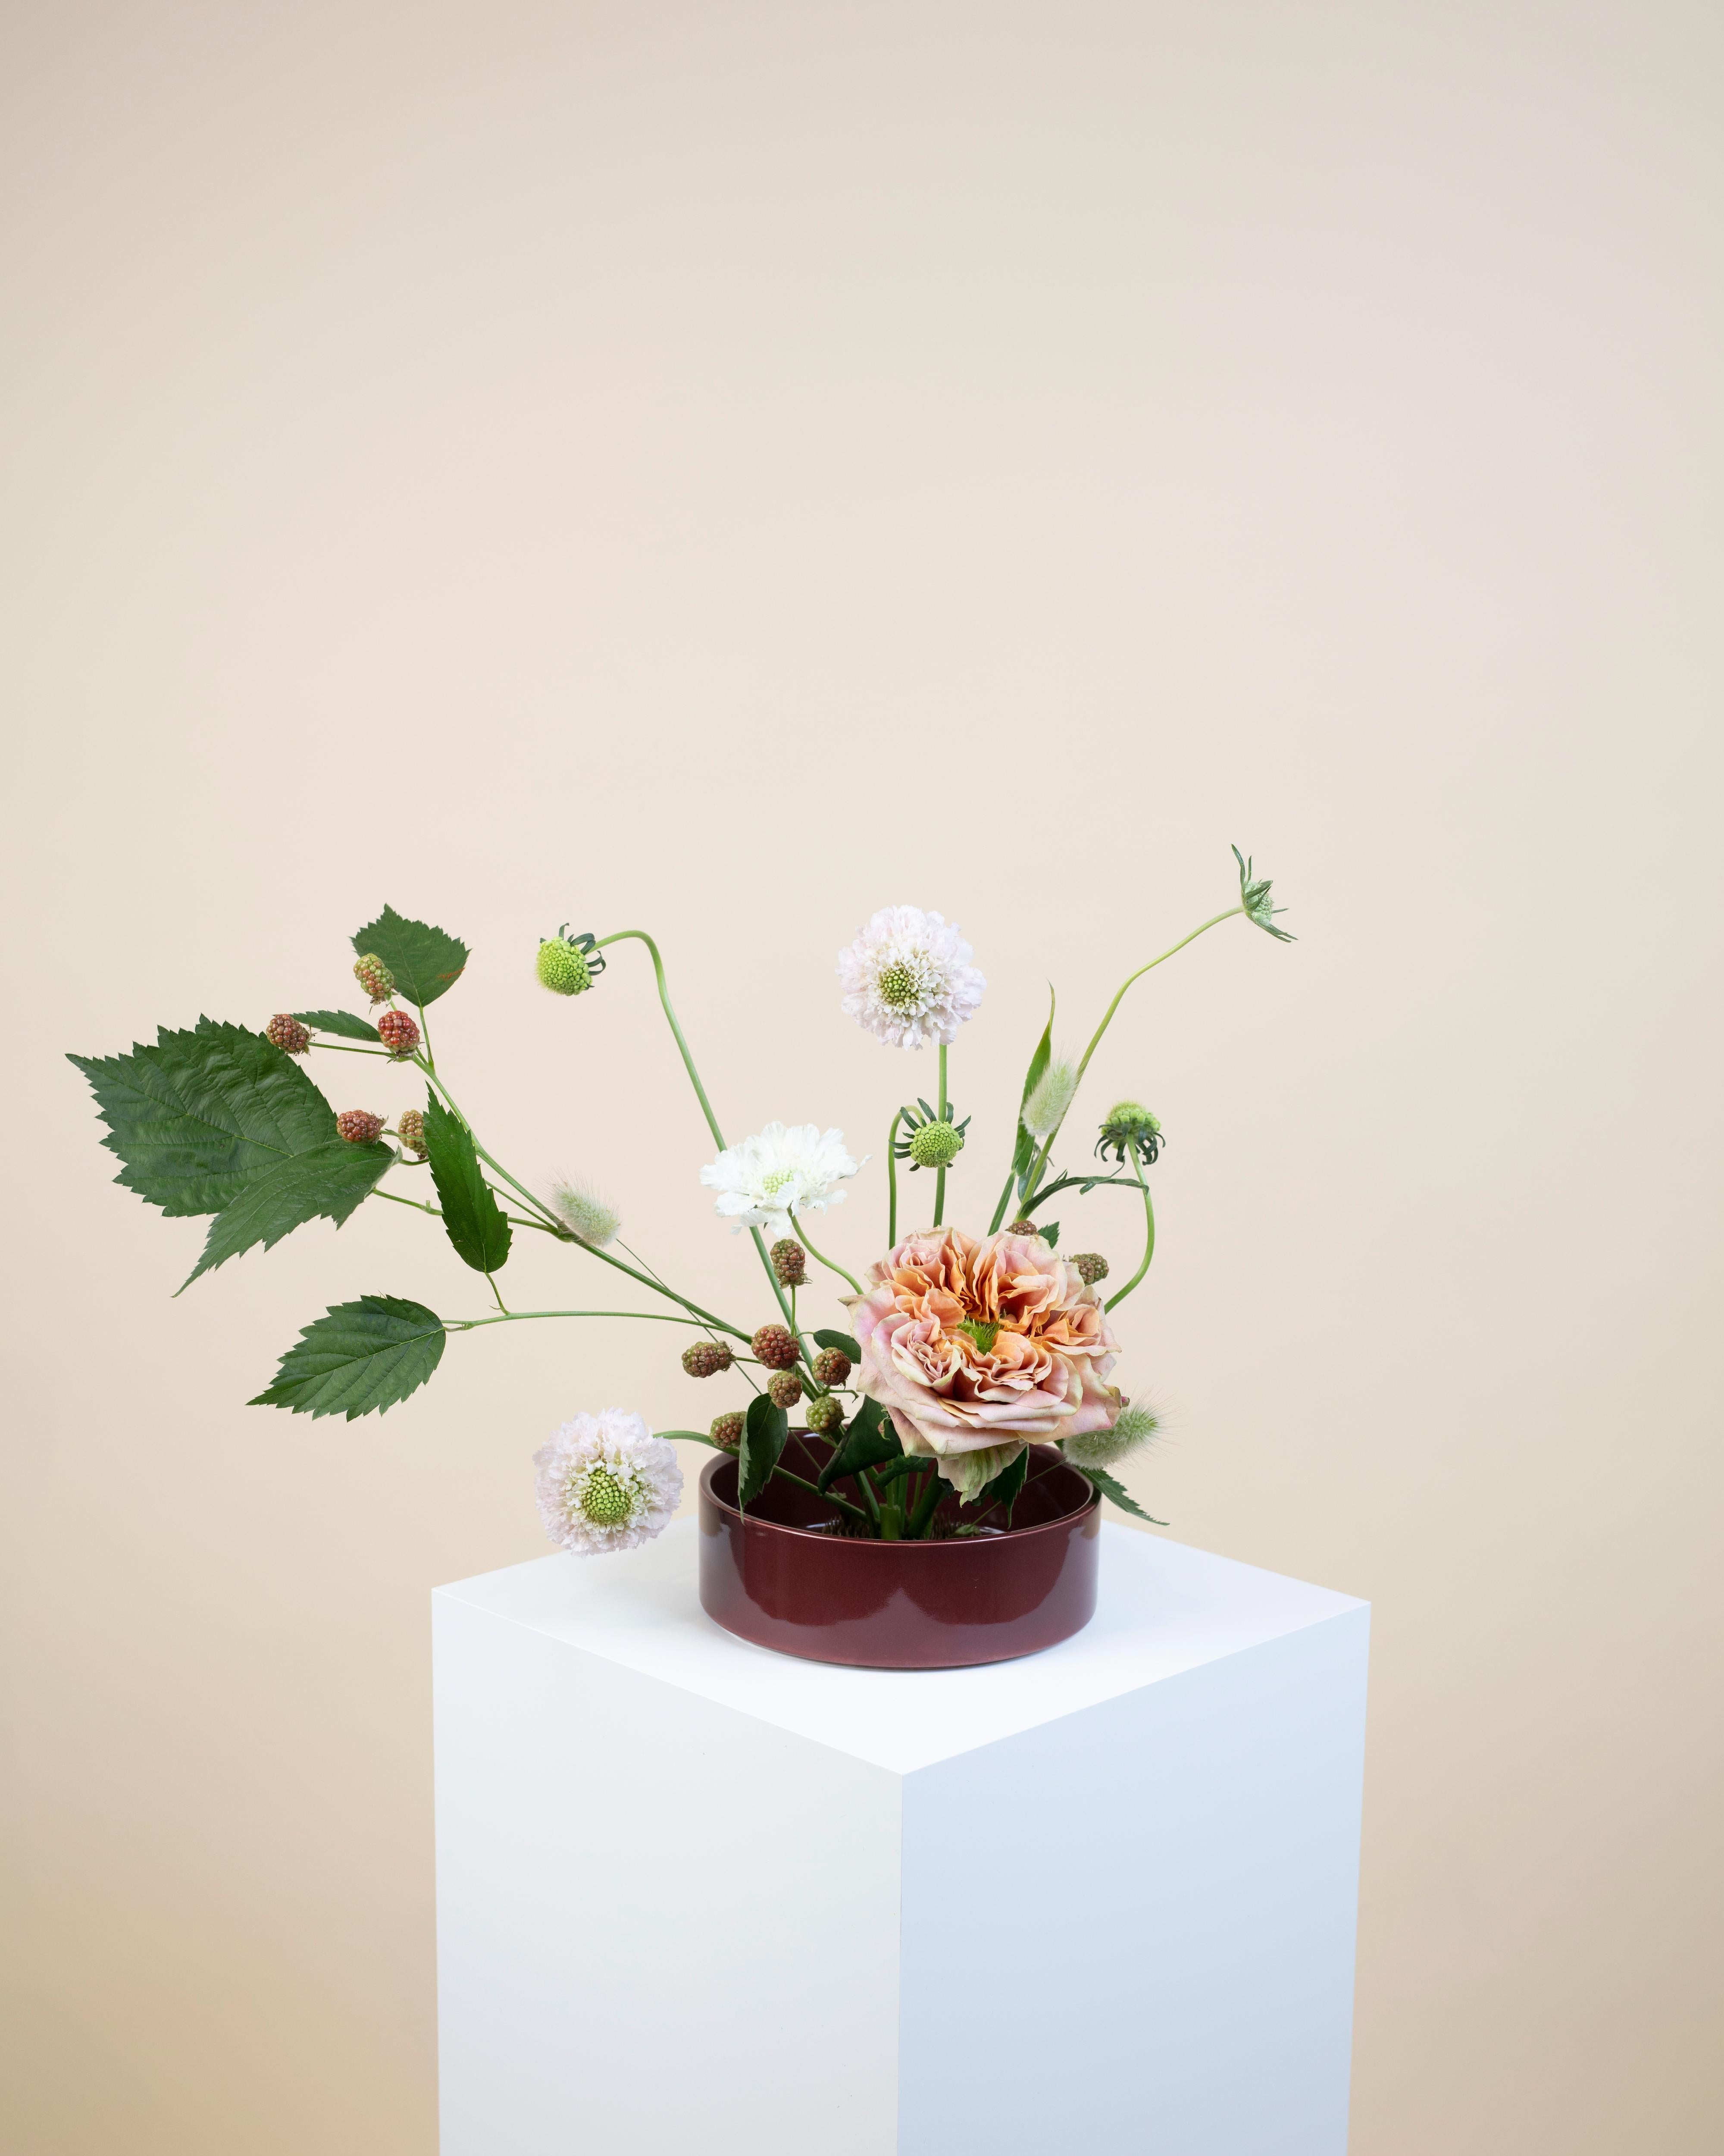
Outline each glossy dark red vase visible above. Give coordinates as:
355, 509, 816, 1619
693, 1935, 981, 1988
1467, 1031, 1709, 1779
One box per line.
697, 1436, 1100, 1668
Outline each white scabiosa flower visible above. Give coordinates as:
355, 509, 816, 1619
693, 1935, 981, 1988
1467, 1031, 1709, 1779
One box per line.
1023, 1058, 1080, 1140
837, 906, 986, 1050
547, 1176, 622, 1248
533, 1409, 683, 1555
700, 1121, 861, 1237
1065, 1401, 1161, 1472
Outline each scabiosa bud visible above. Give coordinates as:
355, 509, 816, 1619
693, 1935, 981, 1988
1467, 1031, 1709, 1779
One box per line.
265, 1014, 311, 1056
536, 925, 605, 997
681, 1341, 733, 1378
811, 1348, 851, 1387
548, 1178, 621, 1248
397, 1109, 428, 1156
771, 1238, 807, 1287
336, 1109, 385, 1145
1065, 1401, 1161, 1472
354, 953, 395, 1004
767, 1369, 804, 1410
908, 1119, 965, 1169
377, 1009, 419, 1058
751, 1323, 798, 1371
1095, 1101, 1163, 1166
1023, 1059, 1079, 1140
806, 1394, 844, 1436
710, 1411, 744, 1452
1071, 1252, 1110, 1286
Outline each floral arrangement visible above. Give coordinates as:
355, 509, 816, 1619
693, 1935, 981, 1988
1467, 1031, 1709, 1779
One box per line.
69, 855, 1291, 1551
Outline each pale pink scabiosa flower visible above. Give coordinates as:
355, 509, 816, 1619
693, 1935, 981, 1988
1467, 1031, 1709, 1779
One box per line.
844, 1226, 1121, 1501
533, 1409, 683, 1555
699, 1121, 860, 1238
838, 906, 985, 1051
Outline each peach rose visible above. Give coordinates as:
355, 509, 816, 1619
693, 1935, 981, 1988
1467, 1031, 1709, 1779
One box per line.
843, 1226, 1121, 1499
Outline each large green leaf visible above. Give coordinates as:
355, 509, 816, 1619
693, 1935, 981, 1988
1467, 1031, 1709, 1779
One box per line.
70, 1019, 342, 1218
292, 1009, 381, 1042
180, 1137, 391, 1291
1074, 1461, 1166, 1525
422, 1093, 511, 1274
737, 1393, 789, 1510
250, 1295, 446, 1419
350, 906, 468, 1008
1007, 987, 1056, 1209
976, 1445, 1030, 1521
815, 1395, 903, 1491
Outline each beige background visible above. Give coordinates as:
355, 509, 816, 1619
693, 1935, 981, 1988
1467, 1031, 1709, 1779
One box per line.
4, 1, 1720, 2150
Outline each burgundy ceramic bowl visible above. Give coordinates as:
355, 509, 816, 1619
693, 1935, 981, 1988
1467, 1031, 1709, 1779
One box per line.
697, 1435, 1100, 1669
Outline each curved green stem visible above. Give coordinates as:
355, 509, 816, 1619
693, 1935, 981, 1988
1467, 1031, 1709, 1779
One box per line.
415, 1000, 434, 1072
933, 1044, 949, 1228
789, 1210, 864, 1296
988, 1164, 1019, 1235
1105, 1153, 1156, 1312
450, 1308, 723, 1332
771, 1464, 868, 1528
1019, 1171, 1140, 1213
310, 1042, 391, 1057
1022, 906, 1241, 1203
887, 1109, 906, 1246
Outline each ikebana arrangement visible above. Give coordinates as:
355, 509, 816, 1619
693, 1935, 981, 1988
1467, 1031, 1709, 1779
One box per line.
70, 853, 1290, 1666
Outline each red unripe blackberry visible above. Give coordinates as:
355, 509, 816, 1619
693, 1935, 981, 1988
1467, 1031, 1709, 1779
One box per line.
770, 1238, 807, 1287
337, 1109, 386, 1145
377, 1009, 420, 1058
682, 1341, 733, 1378
265, 1014, 311, 1056
710, 1412, 744, 1452
397, 1109, 427, 1156
811, 1348, 851, 1387
1004, 1219, 1038, 1237
751, 1323, 798, 1370
805, 1394, 845, 1436
767, 1369, 803, 1410
1071, 1252, 1110, 1286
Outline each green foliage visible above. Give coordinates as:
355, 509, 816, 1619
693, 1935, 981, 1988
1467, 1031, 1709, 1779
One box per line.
250, 1295, 446, 1419
422, 1094, 511, 1274
69, 1020, 392, 1286
976, 1445, 1030, 1520
815, 1395, 903, 1491
350, 906, 468, 1008
1012, 988, 1056, 1201
1073, 1461, 1166, 1525
737, 1393, 788, 1510
1040, 1220, 1060, 1248
812, 1327, 861, 1363
292, 1009, 381, 1042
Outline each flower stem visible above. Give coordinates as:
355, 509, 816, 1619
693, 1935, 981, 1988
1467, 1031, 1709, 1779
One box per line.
790, 1210, 863, 1296
310, 1042, 391, 1057
933, 1044, 949, 1228
887, 1108, 906, 1246
770, 1464, 869, 1529
449, 1308, 722, 1332
415, 1001, 434, 1072
1104, 1152, 1156, 1312
906, 1467, 945, 1539
1021, 906, 1242, 1203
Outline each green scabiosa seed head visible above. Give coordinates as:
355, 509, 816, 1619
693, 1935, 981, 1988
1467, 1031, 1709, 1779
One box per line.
1233, 845, 1295, 942
536, 924, 607, 996
908, 1120, 965, 1169
579, 1464, 633, 1525
1094, 1101, 1163, 1167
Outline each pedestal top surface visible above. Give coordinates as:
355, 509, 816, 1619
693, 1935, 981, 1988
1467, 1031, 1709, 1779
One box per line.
437, 1522, 1363, 1773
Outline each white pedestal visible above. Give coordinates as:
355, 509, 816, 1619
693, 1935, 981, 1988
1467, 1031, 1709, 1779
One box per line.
433, 1521, 1368, 2156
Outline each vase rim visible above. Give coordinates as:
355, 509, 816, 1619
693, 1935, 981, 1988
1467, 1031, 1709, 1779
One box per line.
698, 1444, 1098, 1551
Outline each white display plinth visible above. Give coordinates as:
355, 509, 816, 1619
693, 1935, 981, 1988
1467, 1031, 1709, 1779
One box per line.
433, 1520, 1367, 2156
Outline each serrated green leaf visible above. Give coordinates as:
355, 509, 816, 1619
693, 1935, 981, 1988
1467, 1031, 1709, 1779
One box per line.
180, 1137, 391, 1291
1041, 1220, 1060, 1248
738, 1393, 789, 1510
815, 1395, 904, 1490
70, 1019, 339, 1219
1075, 1462, 1167, 1524
422, 1094, 511, 1274
977, 1445, 1030, 1520
351, 906, 468, 1008
250, 1295, 446, 1419
292, 1009, 381, 1042
813, 1328, 862, 1363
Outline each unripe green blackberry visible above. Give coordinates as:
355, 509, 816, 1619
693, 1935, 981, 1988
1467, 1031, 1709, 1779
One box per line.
1071, 1252, 1110, 1286
265, 1014, 311, 1056
354, 953, 395, 1004
710, 1412, 744, 1452
811, 1348, 851, 1387
908, 1120, 964, 1169
770, 1238, 807, 1287
767, 1369, 803, 1410
397, 1109, 428, 1156
751, 1323, 798, 1370
1004, 1219, 1038, 1238
377, 1009, 420, 1058
805, 1394, 844, 1437
336, 1109, 385, 1145
682, 1340, 733, 1379
537, 938, 592, 995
